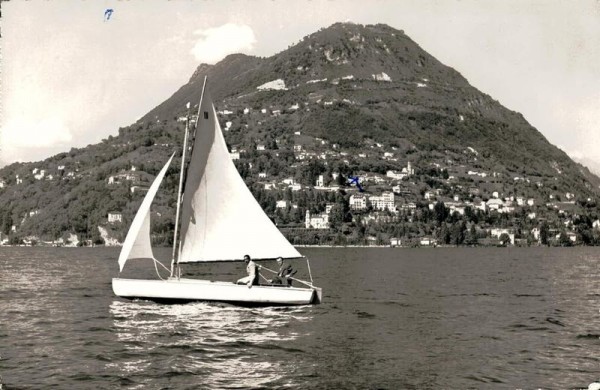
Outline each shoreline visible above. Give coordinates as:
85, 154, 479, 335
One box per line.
0, 244, 566, 249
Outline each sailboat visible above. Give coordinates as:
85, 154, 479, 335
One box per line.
112, 78, 322, 306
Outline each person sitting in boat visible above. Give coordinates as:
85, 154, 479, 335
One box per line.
270, 257, 296, 286
236, 254, 260, 288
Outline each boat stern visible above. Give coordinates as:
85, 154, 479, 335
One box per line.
312, 287, 323, 304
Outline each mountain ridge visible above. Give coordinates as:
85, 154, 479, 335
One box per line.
144, 22, 582, 182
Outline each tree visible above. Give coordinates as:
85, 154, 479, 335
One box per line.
464, 206, 479, 223
299, 160, 326, 186
329, 204, 343, 230
336, 172, 347, 187
434, 201, 449, 223
465, 224, 478, 245
449, 222, 466, 245
437, 223, 450, 244
540, 222, 549, 245
0, 210, 12, 235
284, 187, 293, 201
558, 232, 572, 247
329, 193, 351, 230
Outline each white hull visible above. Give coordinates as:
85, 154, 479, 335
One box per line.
112, 277, 322, 306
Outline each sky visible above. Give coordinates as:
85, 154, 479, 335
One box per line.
2, 0, 600, 172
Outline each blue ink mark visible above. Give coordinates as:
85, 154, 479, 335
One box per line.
104, 9, 114, 21
348, 175, 364, 192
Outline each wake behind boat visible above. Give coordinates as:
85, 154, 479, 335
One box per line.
112, 78, 322, 306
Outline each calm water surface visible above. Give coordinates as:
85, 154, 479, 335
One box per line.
1, 247, 599, 389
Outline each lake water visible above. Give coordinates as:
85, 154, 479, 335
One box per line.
1, 247, 599, 389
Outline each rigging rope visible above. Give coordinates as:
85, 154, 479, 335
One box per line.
259, 272, 270, 283
306, 257, 314, 284
152, 258, 170, 280
259, 264, 315, 288
259, 265, 277, 275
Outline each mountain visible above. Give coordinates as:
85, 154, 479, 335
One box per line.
572, 155, 600, 178
148, 23, 600, 186
1, 22, 599, 246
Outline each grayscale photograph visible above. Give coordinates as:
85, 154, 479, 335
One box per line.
1, 0, 599, 388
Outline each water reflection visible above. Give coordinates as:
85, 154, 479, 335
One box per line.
109, 300, 313, 388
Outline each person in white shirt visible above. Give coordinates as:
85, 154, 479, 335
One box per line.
236, 254, 259, 288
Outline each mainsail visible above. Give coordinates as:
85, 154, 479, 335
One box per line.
118, 153, 175, 271
178, 89, 302, 262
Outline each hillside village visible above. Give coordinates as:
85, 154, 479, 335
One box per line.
1, 106, 599, 248
214, 104, 600, 247
1, 22, 600, 248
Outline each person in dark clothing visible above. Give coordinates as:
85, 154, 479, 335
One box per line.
271, 257, 296, 286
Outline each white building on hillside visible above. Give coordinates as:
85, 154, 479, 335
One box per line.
486, 198, 504, 211
108, 212, 123, 223
386, 170, 406, 180
305, 210, 330, 229
473, 201, 487, 212
34, 170, 46, 180
108, 171, 139, 185
531, 227, 540, 242
446, 202, 465, 215
490, 228, 515, 245
555, 231, 577, 243
316, 175, 324, 187
420, 237, 437, 246
349, 193, 367, 210
402, 162, 415, 175
369, 192, 395, 211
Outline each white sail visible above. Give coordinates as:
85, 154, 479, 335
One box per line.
178, 90, 302, 262
118, 153, 175, 271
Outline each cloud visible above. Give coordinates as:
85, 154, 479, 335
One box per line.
1, 117, 73, 163
190, 23, 256, 64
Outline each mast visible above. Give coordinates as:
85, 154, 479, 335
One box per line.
170, 109, 190, 277
170, 76, 208, 277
